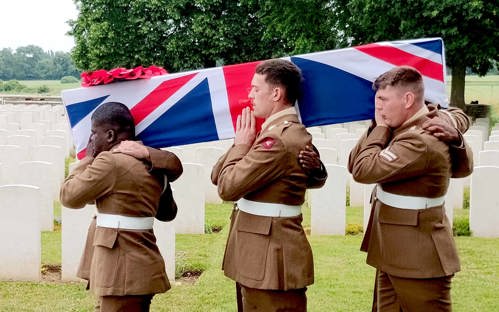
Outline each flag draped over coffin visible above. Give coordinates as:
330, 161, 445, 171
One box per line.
61, 37, 447, 159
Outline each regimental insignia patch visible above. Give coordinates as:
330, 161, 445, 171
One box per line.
380, 147, 398, 162
261, 137, 275, 150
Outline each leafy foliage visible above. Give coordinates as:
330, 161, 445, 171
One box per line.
71, 0, 279, 72
335, 0, 498, 107
0, 46, 79, 80
246, 0, 341, 55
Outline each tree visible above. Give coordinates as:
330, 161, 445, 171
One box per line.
245, 0, 341, 55
70, 0, 277, 72
0, 46, 79, 80
336, 0, 498, 109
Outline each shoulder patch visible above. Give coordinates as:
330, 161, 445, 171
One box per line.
261, 137, 276, 150
379, 147, 398, 162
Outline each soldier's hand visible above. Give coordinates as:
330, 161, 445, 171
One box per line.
86, 137, 96, 158
422, 117, 460, 144
299, 145, 321, 173
234, 107, 256, 146
115, 140, 151, 160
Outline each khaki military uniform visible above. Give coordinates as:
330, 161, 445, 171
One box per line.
348, 106, 473, 311
427, 104, 473, 177
212, 107, 325, 311
60, 147, 178, 308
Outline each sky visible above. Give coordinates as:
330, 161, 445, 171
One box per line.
0, 0, 78, 52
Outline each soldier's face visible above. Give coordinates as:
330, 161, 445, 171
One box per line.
375, 85, 408, 128
89, 121, 113, 157
248, 73, 276, 119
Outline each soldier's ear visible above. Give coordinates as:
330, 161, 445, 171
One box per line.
273, 86, 283, 102
106, 129, 116, 143
404, 91, 415, 108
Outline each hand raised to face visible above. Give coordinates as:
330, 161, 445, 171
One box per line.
234, 107, 256, 146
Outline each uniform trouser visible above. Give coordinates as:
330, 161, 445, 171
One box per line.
236, 282, 307, 312
372, 270, 452, 312
96, 294, 153, 312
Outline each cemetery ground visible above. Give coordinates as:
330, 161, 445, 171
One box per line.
0, 201, 498, 312
0, 76, 497, 311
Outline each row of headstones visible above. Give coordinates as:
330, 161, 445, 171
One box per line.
0, 159, 62, 231
463, 120, 499, 166
0, 184, 176, 282
2, 163, 497, 282
0, 104, 68, 129
2, 140, 497, 280
0, 144, 67, 222
310, 164, 499, 238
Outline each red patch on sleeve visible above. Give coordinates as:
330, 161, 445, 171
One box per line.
261, 137, 275, 150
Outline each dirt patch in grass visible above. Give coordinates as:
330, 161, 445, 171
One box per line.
42, 264, 61, 282
177, 270, 203, 285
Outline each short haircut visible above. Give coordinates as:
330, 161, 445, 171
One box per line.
91, 102, 136, 139
255, 59, 302, 105
373, 66, 424, 103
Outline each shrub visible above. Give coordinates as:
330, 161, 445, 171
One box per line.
37, 85, 50, 93
346, 223, 363, 235
463, 187, 470, 209
60, 76, 79, 84
2, 80, 25, 92
453, 215, 471, 236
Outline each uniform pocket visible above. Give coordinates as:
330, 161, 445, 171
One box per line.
125, 251, 168, 293
431, 223, 460, 274
378, 207, 421, 270
235, 212, 272, 281
92, 228, 120, 288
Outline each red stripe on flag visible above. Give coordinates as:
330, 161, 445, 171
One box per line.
130, 73, 197, 124
222, 61, 264, 131
355, 43, 443, 81
77, 148, 87, 160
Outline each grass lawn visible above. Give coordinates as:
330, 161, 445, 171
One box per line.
0, 203, 498, 311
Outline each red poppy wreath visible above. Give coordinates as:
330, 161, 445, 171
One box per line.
81, 65, 167, 87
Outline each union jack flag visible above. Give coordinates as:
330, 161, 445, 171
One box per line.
62, 37, 447, 159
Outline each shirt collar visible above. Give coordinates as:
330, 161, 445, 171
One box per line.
401, 105, 429, 128
261, 106, 297, 131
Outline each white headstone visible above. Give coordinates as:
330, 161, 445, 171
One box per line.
463, 134, 482, 187
470, 166, 499, 237
42, 135, 68, 156
363, 184, 376, 231
478, 150, 499, 166
153, 221, 176, 281
15, 161, 58, 231
15, 129, 41, 145
194, 147, 225, 204
310, 164, 347, 235
0, 145, 30, 183
317, 147, 338, 165
61, 205, 96, 281
445, 178, 464, 210
0, 184, 41, 280
171, 163, 205, 234
32, 145, 65, 184
7, 134, 35, 158
313, 138, 336, 149
324, 126, 348, 140
338, 138, 359, 166
484, 141, 499, 151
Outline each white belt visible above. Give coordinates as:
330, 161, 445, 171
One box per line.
96, 213, 154, 230
236, 198, 301, 217
376, 187, 445, 210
